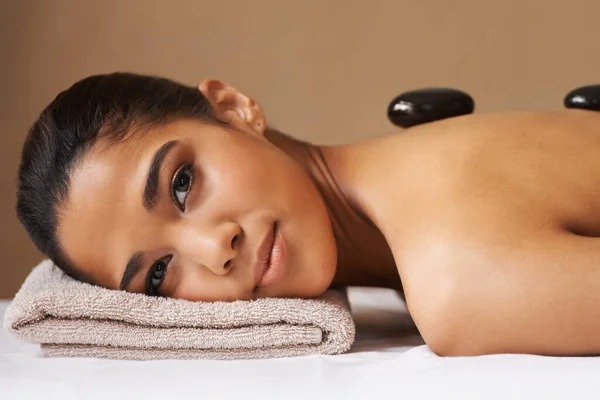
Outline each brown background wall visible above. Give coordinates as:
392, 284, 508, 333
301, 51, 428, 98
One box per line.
1, 0, 599, 298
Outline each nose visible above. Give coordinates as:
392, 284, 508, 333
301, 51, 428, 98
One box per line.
171, 220, 242, 275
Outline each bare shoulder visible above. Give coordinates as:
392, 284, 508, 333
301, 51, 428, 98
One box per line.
353, 109, 600, 253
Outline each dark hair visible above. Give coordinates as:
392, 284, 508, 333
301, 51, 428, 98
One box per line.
16, 72, 218, 282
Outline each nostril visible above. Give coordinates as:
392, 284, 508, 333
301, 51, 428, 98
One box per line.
224, 259, 232, 269
231, 233, 240, 249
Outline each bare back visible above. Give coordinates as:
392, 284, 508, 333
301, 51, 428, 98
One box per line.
341, 109, 600, 355
357, 109, 600, 254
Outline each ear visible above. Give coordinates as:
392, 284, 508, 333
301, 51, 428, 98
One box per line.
198, 79, 266, 136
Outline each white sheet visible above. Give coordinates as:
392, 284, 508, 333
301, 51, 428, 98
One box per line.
2, 287, 600, 400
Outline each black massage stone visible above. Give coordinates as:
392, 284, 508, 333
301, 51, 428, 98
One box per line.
388, 88, 475, 128
564, 85, 600, 111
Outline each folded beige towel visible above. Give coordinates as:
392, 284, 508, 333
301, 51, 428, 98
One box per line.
4, 260, 355, 360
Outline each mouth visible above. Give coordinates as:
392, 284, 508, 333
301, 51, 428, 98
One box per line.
253, 222, 286, 289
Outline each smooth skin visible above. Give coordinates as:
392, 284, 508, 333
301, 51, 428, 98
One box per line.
58, 79, 600, 356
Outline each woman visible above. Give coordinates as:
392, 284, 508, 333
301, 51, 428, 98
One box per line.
17, 73, 600, 357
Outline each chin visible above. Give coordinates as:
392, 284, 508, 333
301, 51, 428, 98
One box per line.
302, 264, 337, 298
305, 284, 331, 298
263, 271, 333, 299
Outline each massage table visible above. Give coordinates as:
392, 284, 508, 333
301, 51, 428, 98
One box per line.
2, 286, 600, 399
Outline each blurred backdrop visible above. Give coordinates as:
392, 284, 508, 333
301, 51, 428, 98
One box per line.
2, 0, 600, 298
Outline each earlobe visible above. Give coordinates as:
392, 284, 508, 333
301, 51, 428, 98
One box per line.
247, 101, 267, 136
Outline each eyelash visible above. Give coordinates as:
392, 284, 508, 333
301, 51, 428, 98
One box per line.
146, 255, 173, 296
145, 164, 194, 296
171, 163, 194, 212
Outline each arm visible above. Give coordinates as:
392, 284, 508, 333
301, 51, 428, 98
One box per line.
405, 229, 600, 357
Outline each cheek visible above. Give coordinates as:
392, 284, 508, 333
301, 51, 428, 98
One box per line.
202, 148, 275, 207
296, 224, 338, 296
263, 156, 338, 294
271, 182, 338, 297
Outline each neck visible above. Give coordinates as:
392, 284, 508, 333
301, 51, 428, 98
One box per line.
265, 129, 401, 290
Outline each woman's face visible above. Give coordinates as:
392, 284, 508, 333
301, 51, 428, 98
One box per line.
57, 89, 338, 302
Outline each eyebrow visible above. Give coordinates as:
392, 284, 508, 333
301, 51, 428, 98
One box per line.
143, 140, 179, 211
120, 140, 179, 292
119, 251, 143, 291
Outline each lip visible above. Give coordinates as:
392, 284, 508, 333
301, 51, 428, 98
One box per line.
253, 222, 286, 288
253, 223, 277, 287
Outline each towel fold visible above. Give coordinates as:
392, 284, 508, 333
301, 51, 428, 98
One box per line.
4, 260, 355, 360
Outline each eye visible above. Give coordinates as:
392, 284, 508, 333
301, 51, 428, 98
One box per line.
171, 164, 193, 211
146, 255, 172, 297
